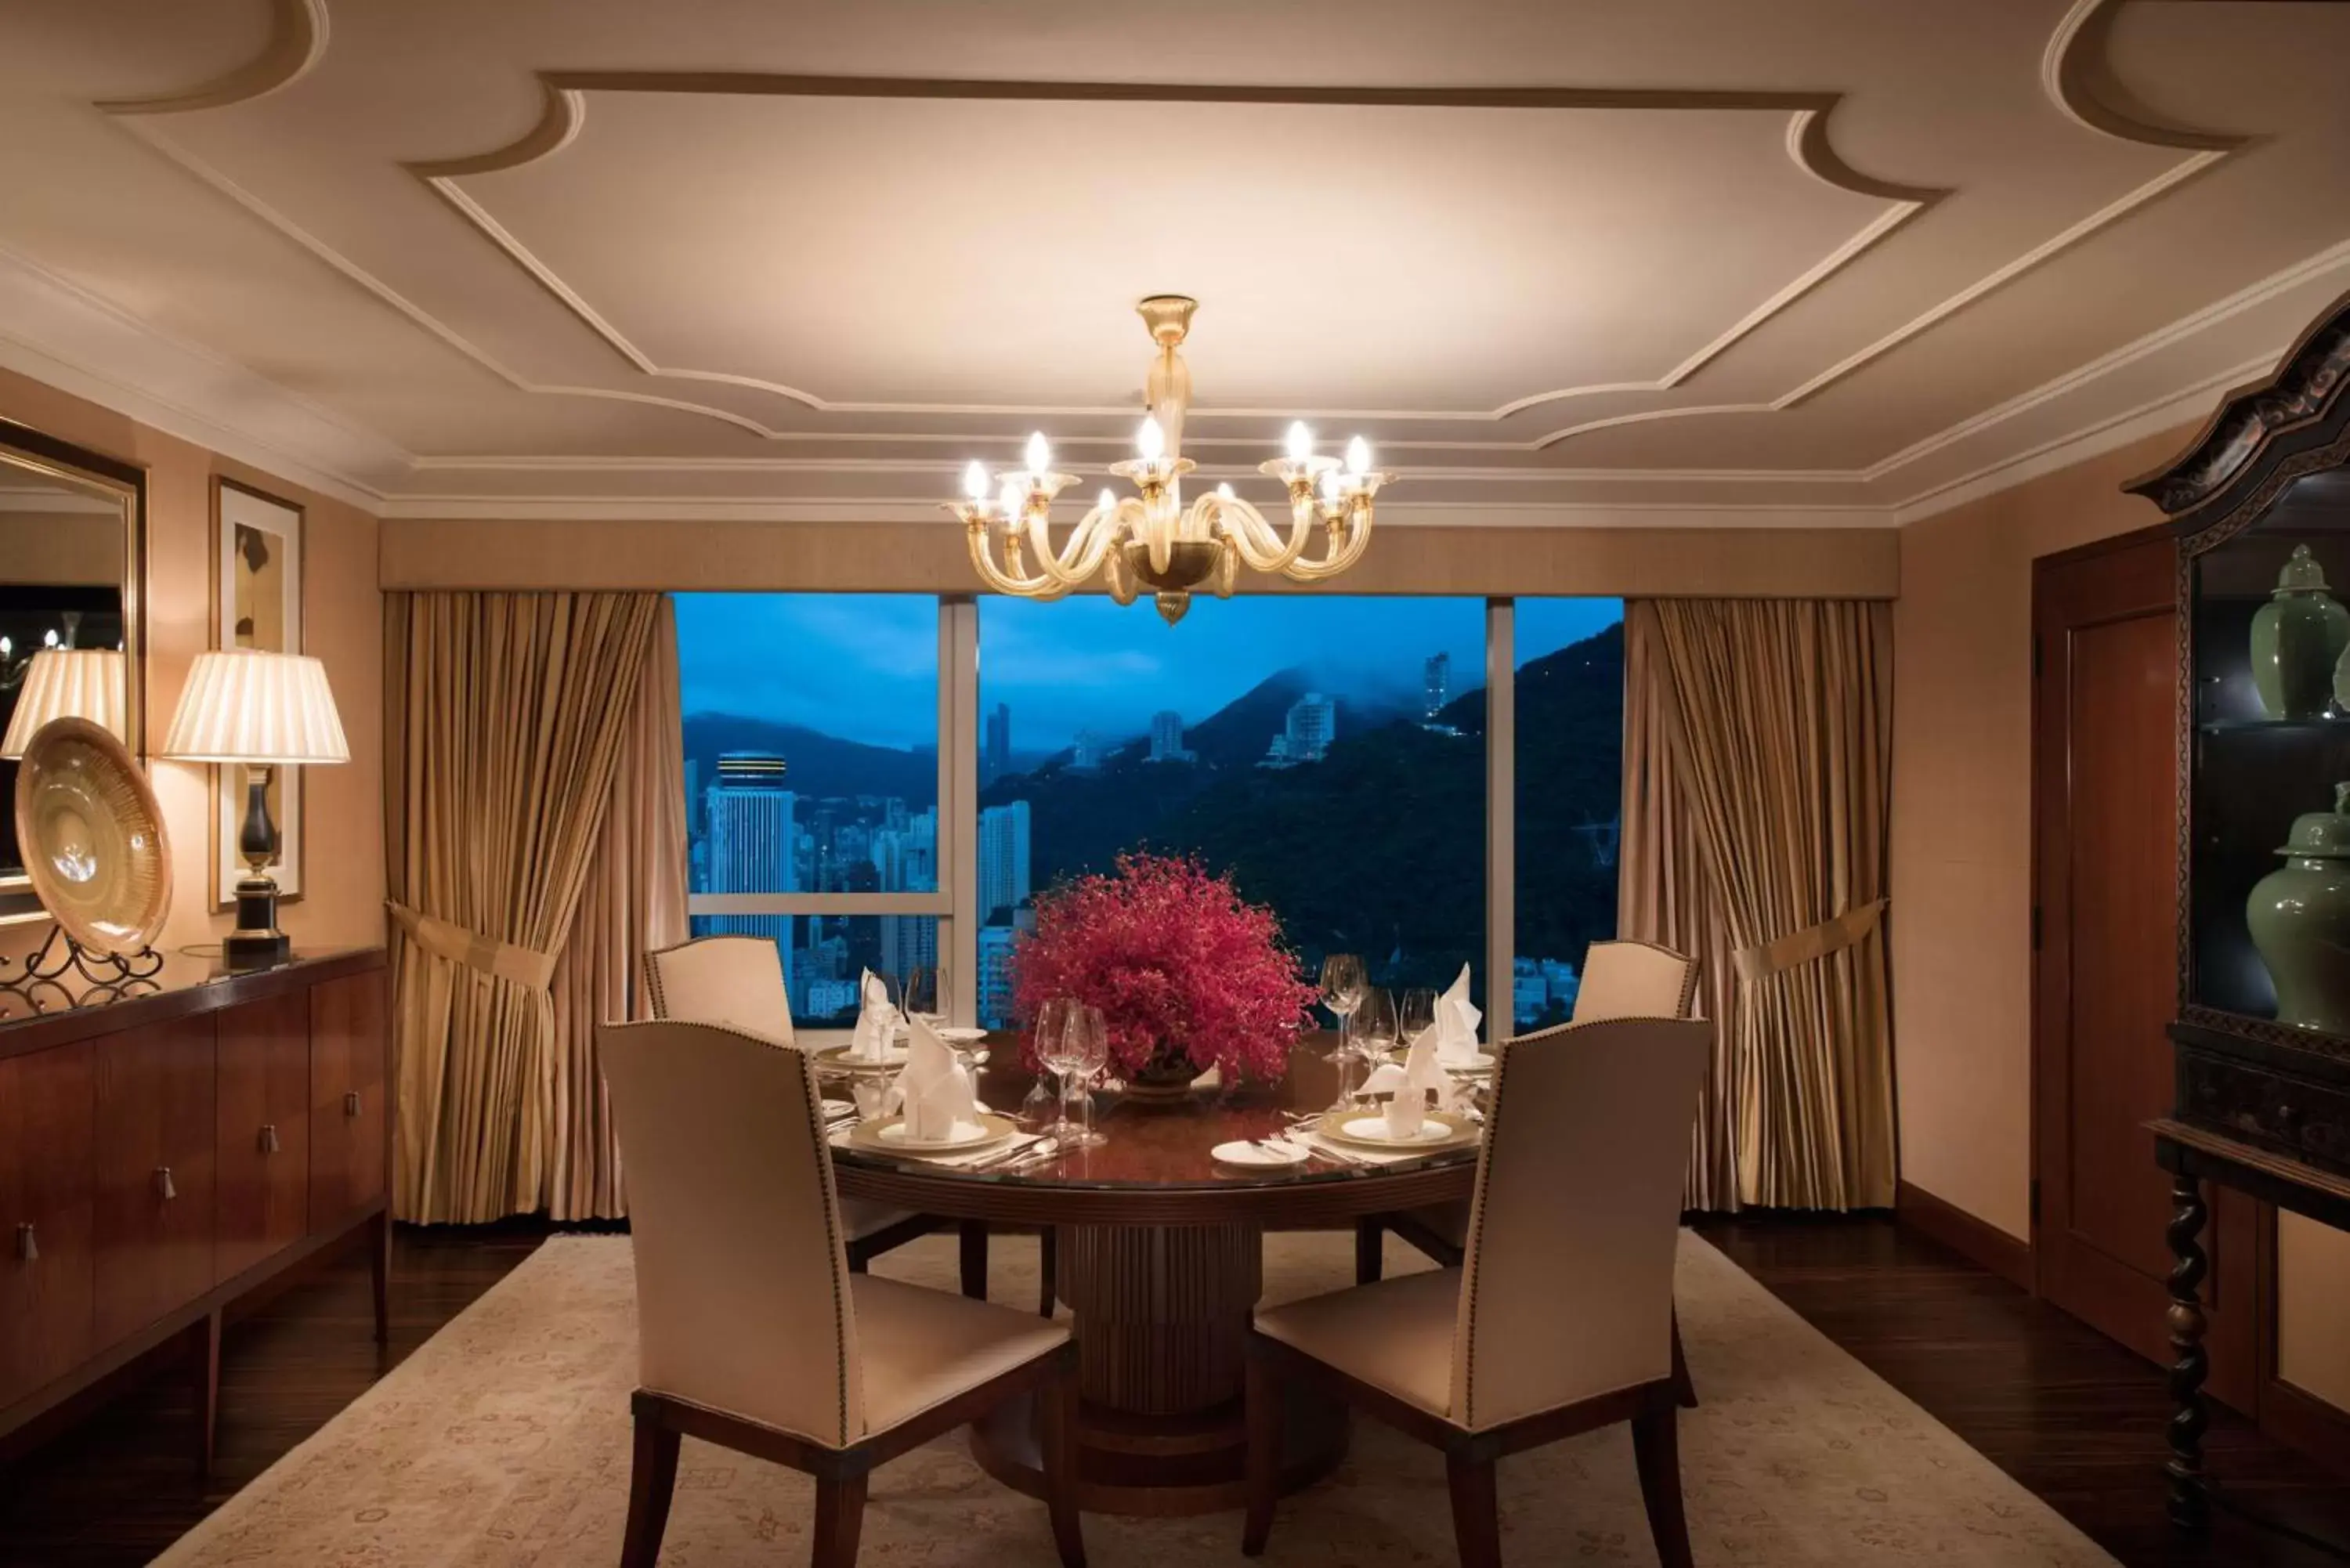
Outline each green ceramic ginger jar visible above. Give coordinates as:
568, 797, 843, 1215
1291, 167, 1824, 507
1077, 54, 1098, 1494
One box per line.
2246, 780, 2350, 1035
2249, 544, 2350, 720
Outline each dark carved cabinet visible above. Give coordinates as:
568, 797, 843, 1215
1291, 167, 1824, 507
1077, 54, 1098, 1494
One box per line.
0, 949, 387, 1472
2128, 289, 2350, 1526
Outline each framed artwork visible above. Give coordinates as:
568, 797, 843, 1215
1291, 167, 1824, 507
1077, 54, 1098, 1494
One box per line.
210, 478, 306, 908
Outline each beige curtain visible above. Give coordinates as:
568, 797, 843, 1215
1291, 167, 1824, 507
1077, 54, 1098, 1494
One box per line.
1623, 599, 1896, 1211
385, 591, 666, 1223
544, 599, 687, 1220
1619, 609, 1748, 1211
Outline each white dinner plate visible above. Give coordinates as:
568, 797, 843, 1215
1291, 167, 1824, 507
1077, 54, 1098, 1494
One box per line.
932, 1025, 990, 1044
1440, 1051, 1497, 1074
1212, 1139, 1308, 1168
848, 1112, 1019, 1156
1315, 1108, 1479, 1152
815, 1042, 911, 1071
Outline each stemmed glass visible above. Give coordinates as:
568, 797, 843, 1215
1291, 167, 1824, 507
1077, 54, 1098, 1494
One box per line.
1348, 988, 1399, 1107
903, 966, 947, 1025
1023, 997, 1074, 1130
1318, 953, 1366, 1064
1065, 1006, 1109, 1150
1399, 987, 1439, 1051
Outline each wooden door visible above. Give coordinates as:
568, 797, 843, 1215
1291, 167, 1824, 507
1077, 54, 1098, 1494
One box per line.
0, 1042, 96, 1411
92, 1015, 217, 1345
309, 972, 387, 1227
2034, 529, 2258, 1408
215, 991, 311, 1282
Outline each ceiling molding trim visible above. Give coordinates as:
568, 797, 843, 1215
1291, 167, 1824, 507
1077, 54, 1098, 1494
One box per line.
411, 71, 1940, 426
375, 493, 1893, 529
2044, 0, 2250, 154
1885, 356, 2269, 527
405, 453, 1862, 484
92, 0, 329, 116
0, 243, 402, 508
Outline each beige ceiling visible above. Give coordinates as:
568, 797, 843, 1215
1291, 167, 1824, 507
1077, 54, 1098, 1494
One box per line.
2, 0, 2348, 525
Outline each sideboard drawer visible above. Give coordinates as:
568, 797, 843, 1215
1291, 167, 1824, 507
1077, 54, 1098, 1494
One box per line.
92, 1016, 217, 1345
0, 1041, 96, 1410
215, 991, 312, 1283
309, 972, 387, 1225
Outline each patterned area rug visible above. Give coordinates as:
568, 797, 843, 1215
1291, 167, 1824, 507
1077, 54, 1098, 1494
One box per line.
156, 1230, 2116, 1566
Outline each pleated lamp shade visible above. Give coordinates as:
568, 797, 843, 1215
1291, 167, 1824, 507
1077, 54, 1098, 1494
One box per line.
162, 649, 349, 765
1, 648, 128, 757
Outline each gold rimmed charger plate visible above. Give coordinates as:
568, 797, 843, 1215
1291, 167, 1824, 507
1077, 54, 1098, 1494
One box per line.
846, 1112, 1019, 1158
1314, 1107, 1479, 1153
814, 1042, 911, 1073
13, 717, 172, 956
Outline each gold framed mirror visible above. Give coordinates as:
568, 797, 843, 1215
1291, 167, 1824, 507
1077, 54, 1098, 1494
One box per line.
0, 417, 146, 927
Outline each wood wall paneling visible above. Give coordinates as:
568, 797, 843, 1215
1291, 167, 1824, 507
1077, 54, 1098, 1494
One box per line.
213, 992, 312, 1282
92, 1016, 216, 1346
0, 1042, 96, 1409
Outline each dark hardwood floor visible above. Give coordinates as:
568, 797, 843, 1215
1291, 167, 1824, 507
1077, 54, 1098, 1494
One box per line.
0, 1214, 2341, 1565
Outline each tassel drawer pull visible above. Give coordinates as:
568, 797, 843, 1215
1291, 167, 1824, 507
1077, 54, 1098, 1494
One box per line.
157, 1167, 177, 1201
260, 1124, 280, 1154
344, 1089, 362, 1118
15, 1223, 34, 1263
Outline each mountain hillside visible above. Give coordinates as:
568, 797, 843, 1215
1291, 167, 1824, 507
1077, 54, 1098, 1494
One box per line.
683, 713, 936, 804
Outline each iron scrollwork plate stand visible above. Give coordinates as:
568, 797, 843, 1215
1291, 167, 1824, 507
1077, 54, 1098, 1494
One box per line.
0, 921, 164, 986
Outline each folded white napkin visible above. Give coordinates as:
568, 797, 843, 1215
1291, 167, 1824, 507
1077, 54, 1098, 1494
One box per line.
849, 968, 899, 1061
1434, 963, 1483, 1065
1361, 1023, 1454, 1137
885, 1017, 981, 1140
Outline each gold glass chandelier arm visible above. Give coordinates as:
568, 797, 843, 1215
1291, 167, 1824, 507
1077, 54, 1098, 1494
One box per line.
1276, 501, 1376, 582
962, 513, 1065, 598
1216, 488, 1320, 574
1023, 497, 1124, 587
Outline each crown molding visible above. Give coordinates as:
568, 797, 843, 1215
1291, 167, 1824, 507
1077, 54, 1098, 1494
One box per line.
0, 244, 404, 509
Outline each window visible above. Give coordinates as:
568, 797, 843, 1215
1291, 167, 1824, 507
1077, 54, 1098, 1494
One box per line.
1513, 599, 1626, 1028
974, 595, 1488, 1028
678, 594, 945, 1030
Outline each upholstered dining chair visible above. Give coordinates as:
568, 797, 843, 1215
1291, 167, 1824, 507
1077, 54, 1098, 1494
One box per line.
642, 934, 1006, 1299
598, 1020, 1086, 1568
1246, 1017, 1712, 1568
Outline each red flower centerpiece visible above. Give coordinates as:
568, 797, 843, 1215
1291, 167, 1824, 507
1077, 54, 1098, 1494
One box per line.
1012, 851, 1319, 1096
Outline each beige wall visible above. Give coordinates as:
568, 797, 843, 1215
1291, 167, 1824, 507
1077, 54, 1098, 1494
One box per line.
1893, 423, 2350, 1417
0, 364, 384, 957
381, 515, 1900, 598
0, 511, 125, 587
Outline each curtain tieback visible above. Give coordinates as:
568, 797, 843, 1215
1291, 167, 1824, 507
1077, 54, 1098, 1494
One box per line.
386, 901, 558, 991
1733, 898, 1887, 982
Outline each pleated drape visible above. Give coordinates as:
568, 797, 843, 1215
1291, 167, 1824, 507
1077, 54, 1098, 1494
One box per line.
1622, 598, 1896, 1212
385, 591, 665, 1224
1619, 606, 1748, 1211
544, 599, 686, 1220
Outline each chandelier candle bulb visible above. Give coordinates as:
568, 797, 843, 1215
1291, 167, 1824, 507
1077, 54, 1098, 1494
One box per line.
1285, 421, 1314, 464
963, 461, 990, 504
1024, 431, 1052, 479
1347, 436, 1372, 477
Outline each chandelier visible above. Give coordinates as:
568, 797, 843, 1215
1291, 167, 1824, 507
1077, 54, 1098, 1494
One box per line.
949, 296, 1391, 625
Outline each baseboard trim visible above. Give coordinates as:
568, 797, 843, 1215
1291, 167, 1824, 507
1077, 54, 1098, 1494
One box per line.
2265, 1375, 2350, 1483
1896, 1180, 2034, 1291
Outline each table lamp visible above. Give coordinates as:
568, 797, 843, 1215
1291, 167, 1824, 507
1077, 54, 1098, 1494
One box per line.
1, 647, 128, 757
162, 649, 348, 969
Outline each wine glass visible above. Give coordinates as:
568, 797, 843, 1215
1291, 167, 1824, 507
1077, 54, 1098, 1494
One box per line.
1065, 1006, 1110, 1150
1024, 997, 1074, 1129
1318, 953, 1366, 1063
1045, 1005, 1101, 1143
1350, 988, 1399, 1096
1399, 987, 1439, 1051
903, 966, 947, 1025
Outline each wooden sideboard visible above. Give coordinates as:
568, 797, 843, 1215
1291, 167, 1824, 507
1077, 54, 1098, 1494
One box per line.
0, 948, 388, 1473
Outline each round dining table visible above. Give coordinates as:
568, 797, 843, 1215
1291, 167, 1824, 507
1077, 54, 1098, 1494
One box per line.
826, 1041, 1480, 1517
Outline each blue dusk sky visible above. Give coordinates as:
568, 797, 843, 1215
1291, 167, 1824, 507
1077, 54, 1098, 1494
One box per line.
675, 593, 1622, 753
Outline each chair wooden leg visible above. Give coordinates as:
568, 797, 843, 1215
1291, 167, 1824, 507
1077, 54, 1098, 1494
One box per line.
1241, 1349, 1282, 1555
1444, 1450, 1504, 1568
809, 1471, 868, 1568
1038, 1226, 1058, 1318
1631, 1404, 1694, 1568
367, 1209, 391, 1347
960, 1219, 989, 1300
1038, 1359, 1087, 1568
1670, 1308, 1697, 1408
619, 1410, 682, 1568
1354, 1218, 1384, 1285
190, 1308, 222, 1479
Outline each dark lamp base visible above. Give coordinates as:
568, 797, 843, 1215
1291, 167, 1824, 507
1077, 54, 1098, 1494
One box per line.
225, 874, 291, 971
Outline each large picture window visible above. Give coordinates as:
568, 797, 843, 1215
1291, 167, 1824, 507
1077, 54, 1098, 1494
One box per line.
974, 595, 1489, 1029
1513, 599, 1627, 1028
679, 593, 945, 1030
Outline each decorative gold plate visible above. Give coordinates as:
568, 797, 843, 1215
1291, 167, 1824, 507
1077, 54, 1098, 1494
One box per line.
13, 717, 172, 955
846, 1112, 1019, 1157
813, 1042, 912, 1073
1314, 1107, 1479, 1152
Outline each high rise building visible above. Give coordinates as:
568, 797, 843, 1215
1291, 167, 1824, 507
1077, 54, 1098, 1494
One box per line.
1148, 709, 1193, 763
703, 752, 794, 953
977, 925, 1019, 1030
1423, 652, 1451, 720
682, 757, 701, 839
1070, 729, 1105, 771
1284, 692, 1336, 763
983, 701, 1011, 783
978, 800, 1032, 922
